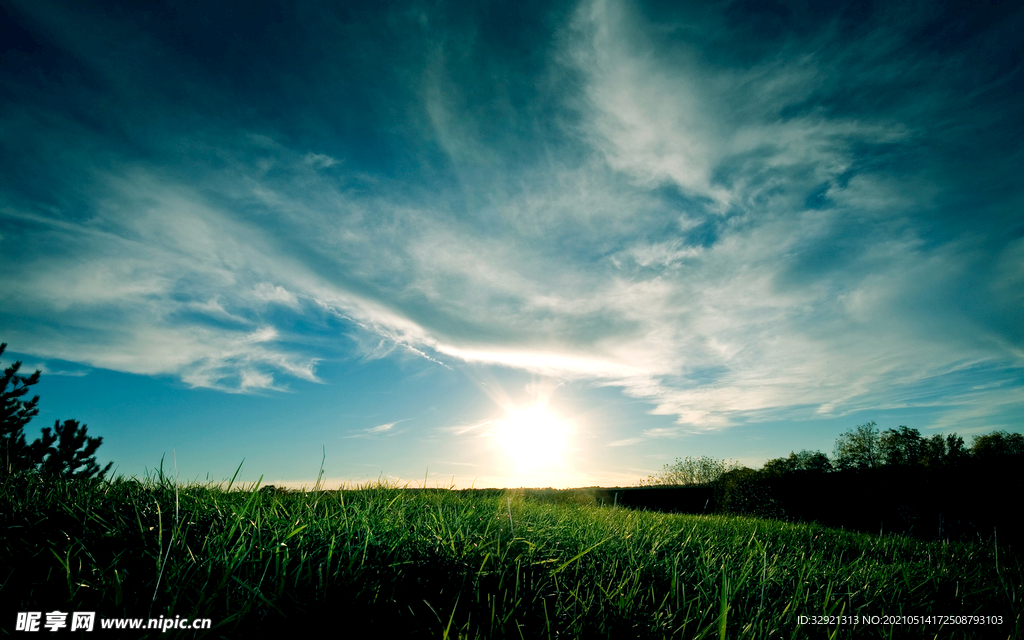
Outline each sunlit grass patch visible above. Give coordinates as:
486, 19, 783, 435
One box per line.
1, 470, 1019, 638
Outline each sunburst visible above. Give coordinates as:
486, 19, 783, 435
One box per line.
493, 402, 572, 472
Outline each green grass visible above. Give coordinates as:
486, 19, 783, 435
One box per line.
1, 470, 1020, 638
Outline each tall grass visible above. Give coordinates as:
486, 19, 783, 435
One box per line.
1, 469, 1019, 638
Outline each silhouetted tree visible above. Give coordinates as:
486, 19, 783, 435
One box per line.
945, 433, 968, 466
762, 450, 831, 476
916, 432, 968, 469
971, 431, 1024, 457
32, 419, 113, 480
642, 456, 741, 486
919, 434, 945, 468
878, 426, 922, 467
761, 455, 794, 476
833, 421, 880, 470
1, 343, 41, 472
1, 342, 113, 479
795, 449, 831, 472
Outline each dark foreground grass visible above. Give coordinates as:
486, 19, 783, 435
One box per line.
1, 471, 1020, 639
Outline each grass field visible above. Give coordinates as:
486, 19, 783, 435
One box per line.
1, 469, 1020, 638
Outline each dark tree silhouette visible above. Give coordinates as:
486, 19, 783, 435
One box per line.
1, 343, 41, 472
762, 450, 831, 476
1, 342, 113, 479
878, 426, 922, 467
797, 450, 833, 472
916, 432, 968, 468
944, 433, 968, 466
32, 419, 113, 480
761, 456, 794, 476
833, 421, 880, 470
971, 431, 1024, 457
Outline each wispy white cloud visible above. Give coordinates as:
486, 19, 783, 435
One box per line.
607, 437, 643, 447
368, 422, 398, 434
343, 419, 410, 439
4, 123, 1016, 423
302, 152, 339, 169
14, 362, 89, 377
0, 0, 1019, 438
252, 283, 300, 309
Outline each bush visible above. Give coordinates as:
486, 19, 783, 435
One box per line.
640, 455, 741, 486
713, 468, 782, 518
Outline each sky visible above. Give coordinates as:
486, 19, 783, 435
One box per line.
1, 0, 1021, 489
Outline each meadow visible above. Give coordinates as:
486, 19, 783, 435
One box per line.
1, 469, 1020, 639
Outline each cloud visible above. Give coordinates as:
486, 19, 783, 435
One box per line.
368, 422, 398, 434
0, 0, 1020, 432
302, 153, 339, 169
0, 168, 331, 392
253, 283, 300, 309
607, 437, 643, 447
343, 419, 410, 439
14, 362, 89, 377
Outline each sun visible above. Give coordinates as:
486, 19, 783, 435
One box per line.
493, 402, 572, 472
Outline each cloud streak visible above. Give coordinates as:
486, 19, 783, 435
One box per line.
0, 0, 1020, 438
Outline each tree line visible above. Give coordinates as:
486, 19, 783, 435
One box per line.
768, 420, 1022, 474
645, 420, 1023, 486
0, 343, 112, 479
634, 421, 1024, 547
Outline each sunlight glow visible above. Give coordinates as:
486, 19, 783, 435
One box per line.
494, 402, 572, 474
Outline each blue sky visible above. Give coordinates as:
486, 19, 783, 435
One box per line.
1, 0, 1021, 488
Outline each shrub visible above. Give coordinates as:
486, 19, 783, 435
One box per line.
640, 455, 741, 486
713, 468, 782, 518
